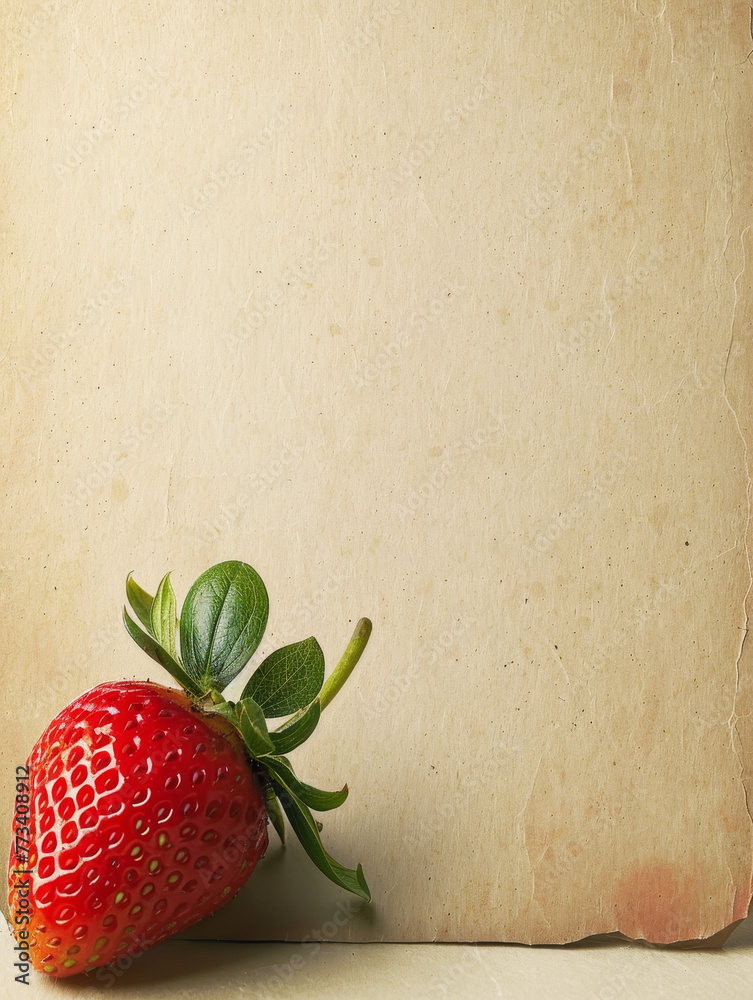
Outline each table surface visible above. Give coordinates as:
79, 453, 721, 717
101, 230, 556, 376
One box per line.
4, 914, 752, 998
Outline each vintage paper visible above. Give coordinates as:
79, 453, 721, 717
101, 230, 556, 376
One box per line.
1, 0, 751, 947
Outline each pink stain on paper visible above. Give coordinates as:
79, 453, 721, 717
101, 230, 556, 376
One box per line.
614, 862, 700, 943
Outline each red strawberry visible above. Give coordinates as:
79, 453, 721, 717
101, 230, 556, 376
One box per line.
7, 561, 371, 979
8, 681, 268, 977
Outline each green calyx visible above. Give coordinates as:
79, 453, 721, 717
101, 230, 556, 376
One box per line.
123, 559, 372, 902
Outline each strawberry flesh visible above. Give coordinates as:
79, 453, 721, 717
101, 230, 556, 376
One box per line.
7, 680, 268, 978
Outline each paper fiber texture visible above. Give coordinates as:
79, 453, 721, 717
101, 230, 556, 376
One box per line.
1, 1, 751, 946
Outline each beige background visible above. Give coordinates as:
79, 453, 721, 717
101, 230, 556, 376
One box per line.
1, 919, 752, 999
1, 0, 752, 949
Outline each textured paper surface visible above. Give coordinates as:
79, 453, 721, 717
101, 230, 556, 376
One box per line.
1, 0, 752, 947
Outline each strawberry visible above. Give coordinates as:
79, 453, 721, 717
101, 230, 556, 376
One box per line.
7, 561, 371, 979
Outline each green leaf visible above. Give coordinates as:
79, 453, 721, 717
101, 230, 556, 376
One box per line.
150, 573, 178, 660
211, 697, 275, 758
263, 755, 348, 812
267, 766, 369, 901
180, 561, 269, 692
126, 573, 155, 633
270, 699, 321, 755
263, 786, 286, 844
238, 697, 276, 756
242, 637, 325, 718
123, 607, 205, 698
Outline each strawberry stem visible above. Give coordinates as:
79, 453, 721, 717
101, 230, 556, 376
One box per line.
320, 617, 372, 712
276, 618, 372, 731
